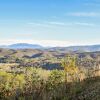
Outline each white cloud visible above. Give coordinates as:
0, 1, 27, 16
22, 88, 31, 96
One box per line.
74, 22, 95, 26
28, 21, 96, 28
0, 39, 73, 47
28, 22, 50, 27
0, 39, 99, 47
28, 21, 67, 27
66, 12, 100, 17
46, 21, 68, 26
84, 1, 100, 6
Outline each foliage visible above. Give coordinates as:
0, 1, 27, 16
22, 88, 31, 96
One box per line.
0, 54, 100, 100
62, 54, 80, 82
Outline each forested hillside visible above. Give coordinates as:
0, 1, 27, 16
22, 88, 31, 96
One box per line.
0, 53, 100, 100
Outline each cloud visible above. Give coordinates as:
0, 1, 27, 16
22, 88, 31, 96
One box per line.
66, 12, 100, 17
28, 21, 69, 28
74, 22, 95, 26
84, 3, 100, 6
0, 39, 74, 47
28, 21, 96, 28
46, 21, 67, 26
28, 22, 50, 27
84, 0, 100, 6
0, 39, 99, 47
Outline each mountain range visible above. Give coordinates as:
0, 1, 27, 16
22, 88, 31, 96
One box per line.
0, 43, 43, 49
0, 43, 100, 52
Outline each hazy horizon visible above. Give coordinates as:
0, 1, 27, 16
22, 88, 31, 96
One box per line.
0, 39, 100, 47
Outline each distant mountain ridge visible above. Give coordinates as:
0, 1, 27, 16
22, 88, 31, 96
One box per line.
49, 45, 100, 52
0, 43, 100, 52
0, 43, 43, 49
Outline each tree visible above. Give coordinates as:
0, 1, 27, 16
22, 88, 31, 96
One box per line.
62, 54, 79, 83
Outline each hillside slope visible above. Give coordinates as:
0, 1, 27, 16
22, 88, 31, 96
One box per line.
74, 77, 100, 100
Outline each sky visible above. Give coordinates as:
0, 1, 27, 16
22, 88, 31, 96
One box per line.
0, 0, 100, 47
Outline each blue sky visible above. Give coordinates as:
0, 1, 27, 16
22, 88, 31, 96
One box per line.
0, 0, 100, 46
